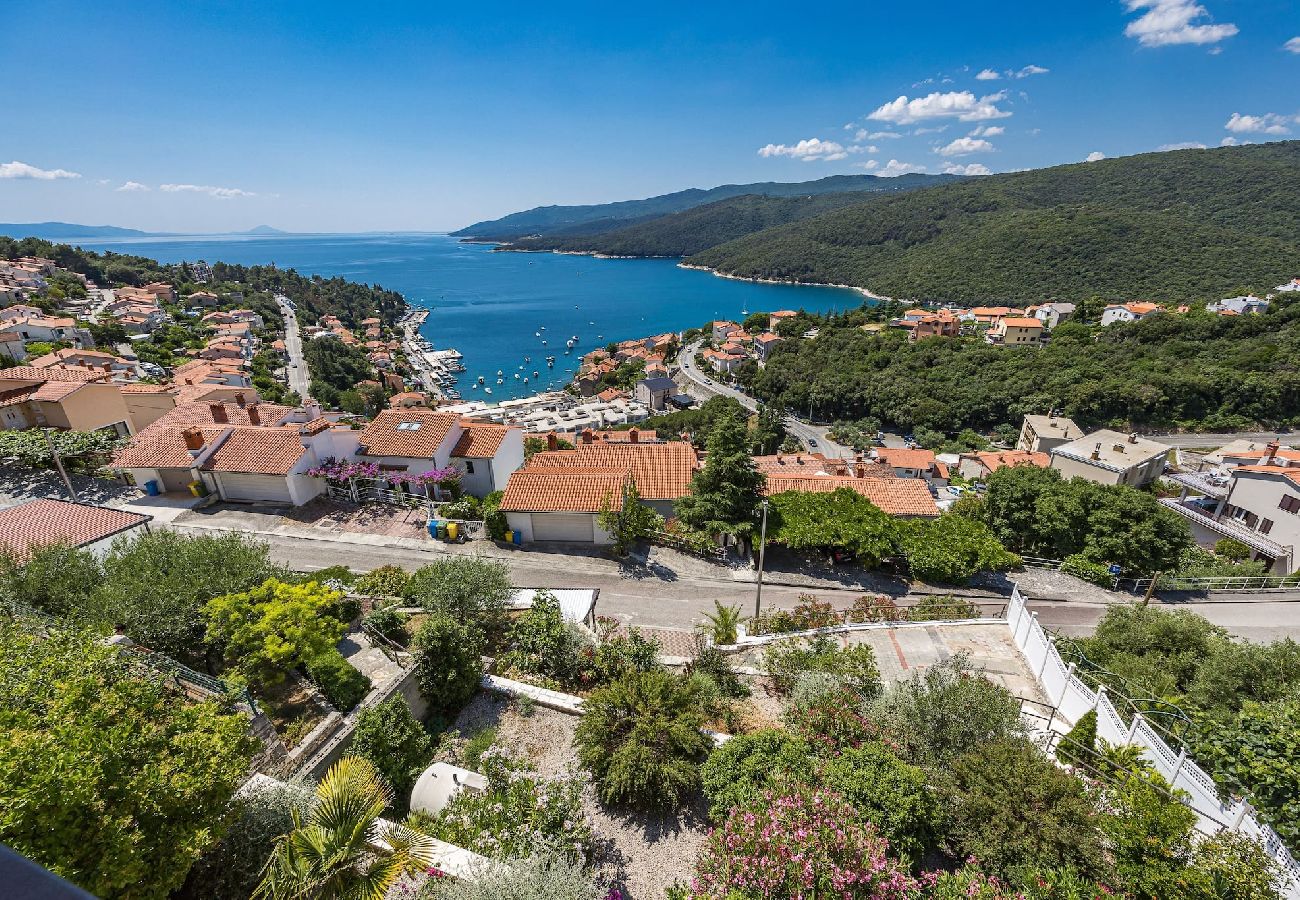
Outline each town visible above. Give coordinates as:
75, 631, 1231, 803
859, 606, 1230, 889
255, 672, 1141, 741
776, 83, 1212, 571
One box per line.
2, 235, 1299, 900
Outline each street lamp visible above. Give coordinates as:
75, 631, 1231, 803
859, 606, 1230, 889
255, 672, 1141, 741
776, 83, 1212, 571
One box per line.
754, 498, 769, 619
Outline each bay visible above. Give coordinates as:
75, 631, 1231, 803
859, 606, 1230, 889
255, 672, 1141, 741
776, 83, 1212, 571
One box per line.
72, 232, 863, 401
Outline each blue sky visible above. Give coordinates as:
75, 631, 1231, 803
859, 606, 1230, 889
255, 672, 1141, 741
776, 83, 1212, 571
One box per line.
2, 0, 1297, 232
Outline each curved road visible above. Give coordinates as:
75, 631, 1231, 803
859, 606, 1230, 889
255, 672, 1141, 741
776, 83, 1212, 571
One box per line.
678, 339, 853, 458
275, 295, 310, 397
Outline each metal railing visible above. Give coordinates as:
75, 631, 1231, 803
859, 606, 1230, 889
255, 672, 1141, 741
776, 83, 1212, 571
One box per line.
1149, 573, 1300, 592
649, 530, 727, 561
1020, 555, 1064, 570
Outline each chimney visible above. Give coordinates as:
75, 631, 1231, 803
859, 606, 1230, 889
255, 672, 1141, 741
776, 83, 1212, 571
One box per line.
1091, 442, 1102, 461
582, 429, 593, 445
210, 403, 228, 423
182, 428, 205, 452
235, 392, 247, 408
1264, 441, 1279, 466
247, 404, 261, 426
855, 459, 866, 479
546, 433, 558, 451
78, 359, 87, 367
305, 400, 322, 420
629, 428, 639, 444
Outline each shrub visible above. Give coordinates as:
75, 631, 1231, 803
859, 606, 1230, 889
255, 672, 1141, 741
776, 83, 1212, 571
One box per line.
574, 670, 711, 809
460, 726, 497, 771
403, 557, 512, 643
355, 564, 410, 597
441, 495, 482, 521
785, 682, 884, 754
299, 564, 356, 587
702, 600, 742, 644
419, 847, 609, 900
350, 695, 434, 809
1213, 537, 1252, 562
899, 514, 1020, 584
939, 739, 1106, 882
845, 593, 902, 623
411, 612, 484, 719
1097, 769, 1201, 899
362, 604, 408, 642
499, 590, 585, 686
305, 649, 372, 711
699, 729, 814, 821
1061, 554, 1115, 587
412, 746, 590, 860
813, 743, 936, 863
203, 578, 347, 686
590, 628, 661, 685
867, 653, 1024, 766
909, 593, 980, 621
481, 491, 507, 540
765, 635, 881, 696
686, 639, 750, 700
749, 593, 840, 635
1056, 710, 1098, 767
684, 788, 918, 899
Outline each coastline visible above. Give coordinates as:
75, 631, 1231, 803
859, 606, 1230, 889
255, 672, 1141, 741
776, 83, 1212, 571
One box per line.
676, 262, 894, 304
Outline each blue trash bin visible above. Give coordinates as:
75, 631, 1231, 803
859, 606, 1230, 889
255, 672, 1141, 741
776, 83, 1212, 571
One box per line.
512, 529, 523, 546
427, 520, 441, 538
143, 479, 160, 496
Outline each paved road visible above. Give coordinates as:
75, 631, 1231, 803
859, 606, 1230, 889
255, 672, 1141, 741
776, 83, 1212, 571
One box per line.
678, 340, 853, 458
206, 528, 1300, 642
275, 295, 310, 397
1146, 431, 1294, 449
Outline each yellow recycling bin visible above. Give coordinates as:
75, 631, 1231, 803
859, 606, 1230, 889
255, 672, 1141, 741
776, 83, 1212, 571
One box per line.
447, 521, 459, 541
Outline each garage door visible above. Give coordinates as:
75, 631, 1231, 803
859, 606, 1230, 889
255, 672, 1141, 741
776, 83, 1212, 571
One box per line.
218, 473, 293, 503
531, 513, 594, 542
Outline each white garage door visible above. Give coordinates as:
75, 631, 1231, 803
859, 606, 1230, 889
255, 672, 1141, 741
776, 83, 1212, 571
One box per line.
218, 473, 293, 503
531, 513, 594, 542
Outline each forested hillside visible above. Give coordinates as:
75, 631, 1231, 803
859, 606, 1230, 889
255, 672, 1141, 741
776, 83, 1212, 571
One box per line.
744, 300, 1300, 434
453, 173, 955, 241
691, 142, 1300, 303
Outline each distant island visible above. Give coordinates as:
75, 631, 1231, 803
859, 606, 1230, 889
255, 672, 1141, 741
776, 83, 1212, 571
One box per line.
0, 222, 291, 240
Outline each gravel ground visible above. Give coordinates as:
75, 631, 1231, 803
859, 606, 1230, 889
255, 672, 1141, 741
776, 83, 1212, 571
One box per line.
444, 692, 708, 899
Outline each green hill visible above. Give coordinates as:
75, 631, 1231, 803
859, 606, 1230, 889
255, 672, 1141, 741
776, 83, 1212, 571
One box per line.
452, 173, 956, 241
688, 142, 1300, 303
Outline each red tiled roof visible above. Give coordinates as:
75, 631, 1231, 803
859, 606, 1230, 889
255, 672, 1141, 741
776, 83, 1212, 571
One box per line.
112, 401, 293, 469
527, 441, 697, 499
0, 366, 106, 384
200, 428, 306, 475
499, 468, 629, 513
764, 474, 940, 517
31, 380, 91, 402
0, 499, 150, 561
1233, 465, 1300, 487
964, 450, 1049, 474
0, 385, 38, 407
451, 422, 511, 458
874, 448, 937, 470
355, 409, 460, 459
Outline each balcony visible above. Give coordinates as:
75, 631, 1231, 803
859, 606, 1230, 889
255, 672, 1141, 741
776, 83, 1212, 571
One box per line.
1159, 498, 1290, 558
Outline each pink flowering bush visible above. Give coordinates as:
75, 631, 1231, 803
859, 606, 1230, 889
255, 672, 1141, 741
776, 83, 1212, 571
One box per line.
784, 683, 887, 754
306, 457, 382, 482
686, 788, 921, 899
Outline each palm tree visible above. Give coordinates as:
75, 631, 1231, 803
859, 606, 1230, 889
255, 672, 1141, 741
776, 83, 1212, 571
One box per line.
703, 600, 742, 644
256, 755, 437, 900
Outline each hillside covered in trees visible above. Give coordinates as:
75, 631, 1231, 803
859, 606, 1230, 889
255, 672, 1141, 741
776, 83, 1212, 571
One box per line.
0, 236, 407, 327
691, 142, 1300, 303
744, 299, 1300, 434
452, 172, 956, 241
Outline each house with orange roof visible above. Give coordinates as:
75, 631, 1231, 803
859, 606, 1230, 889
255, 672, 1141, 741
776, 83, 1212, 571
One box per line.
986, 316, 1044, 346
768, 310, 798, 332
711, 320, 740, 341
871, 447, 949, 485
388, 391, 428, 409
703, 348, 745, 374
0, 499, 152, 561
1101, 301, 1163, 326
353, 408, 524, 497
957, 450, 1050, 481
0, 365, 135, 435
763, 473, 940, 518
28, 347, 138, 376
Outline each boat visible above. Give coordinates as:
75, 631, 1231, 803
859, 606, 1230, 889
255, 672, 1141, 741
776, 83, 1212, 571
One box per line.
496, 377, 503, 384
541, 339, 547, 345
535, 331, 541, 337
476, 375, 485, 384
484, 387, 492, 395
523, 378, 529, 384
532, 371, 539, 379
546, 356, 555, 366
514, 373, 520, 379
524, 356, 531, 363
496, 369, 503, 376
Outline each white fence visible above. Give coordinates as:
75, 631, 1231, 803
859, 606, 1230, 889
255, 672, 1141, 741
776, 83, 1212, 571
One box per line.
1007, 587, 1300, 897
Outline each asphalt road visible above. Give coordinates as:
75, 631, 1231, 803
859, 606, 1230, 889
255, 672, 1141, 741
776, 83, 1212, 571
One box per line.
1145, 431, 1294, 449
221, 529, 1300, 642
275, 295, 310, 397
678, 339, 852, 458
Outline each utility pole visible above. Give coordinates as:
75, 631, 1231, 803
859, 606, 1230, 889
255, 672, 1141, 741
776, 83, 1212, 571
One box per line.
1141, 572, 1161, 607
43, 429, 78, 502
754, 498, 769, 619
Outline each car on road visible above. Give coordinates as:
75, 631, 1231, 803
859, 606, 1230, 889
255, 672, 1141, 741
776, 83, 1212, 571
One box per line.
703, 378, 712, 385
808, 438, 819, 448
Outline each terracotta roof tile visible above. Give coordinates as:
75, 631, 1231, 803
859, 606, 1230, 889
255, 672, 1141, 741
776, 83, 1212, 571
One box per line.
526, 441, 697, 499
499, 468, 629, 513
200, 428, 306, 475
0, 499, 150, 561
963, 450, 1050, 474
451, 423, 511, 458
356, 409, 460, 459
764, 474, 940, 517
873, 448, 938, 470
0, 366, 106, 384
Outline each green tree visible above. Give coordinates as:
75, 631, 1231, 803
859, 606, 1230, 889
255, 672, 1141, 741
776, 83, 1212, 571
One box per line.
1097, 769, 1202, 900
674, 412, 766, 541
411, 612, 483, 719
769, 488, 899, 566
898, 513, 1019, 583
349, 695, 434, 809
597, 478, 664, 555
498, 590, 583, 685
702, 600, 742, 644
1056, 709, 1098, 767
203, 578, 347, 685
256, 756, 436, 900
574, 670, 711, 809
1214, 537, 1252, 562
750, 403, 787, 455
699, 729, 814, 821
0, 619, 257, 900
814, 742, 937, 862
402, 556, 513, 643
0, 543, 102, 616
338, 389, 367, 415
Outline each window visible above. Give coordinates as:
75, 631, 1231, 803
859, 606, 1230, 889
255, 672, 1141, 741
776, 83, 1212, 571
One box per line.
464, 460, 475, 474
1280, 495, 1300, 514
1260, 518, 1274, 535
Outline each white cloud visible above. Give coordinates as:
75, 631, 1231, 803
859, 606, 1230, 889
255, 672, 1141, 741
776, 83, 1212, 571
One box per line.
1157, 141, 1208, 150
116, 181, 150, 192
757, 138, 849, 162
1123, 0, 1238, 47
1085, 151, 1106, 162
1224, 112, 1294, 135
1013, 64, 1050, 78
975, 68, 1001, 80
857, 160, 879, 170
0, 160, 81, 180
976, 64, 1048, 81
865, 130, 902, 140
942, 163, 992, 175
970, 125, 1004, 137
913, 126, 949, 135
160, 183, 257, 198
878, 159, 927, 177
868, 90, 1012, 125
936, 137, 995, 157
1286, 37, 1300, 53
1220, 136, 1243, 146
848, 144, 879, 154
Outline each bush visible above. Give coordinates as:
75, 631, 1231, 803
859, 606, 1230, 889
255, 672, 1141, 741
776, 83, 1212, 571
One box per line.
482, 491, 507, 540
899, 514, 1020, 584
814, 743, 936, 862
764, 635, 881, 697
299, 564, 356, 587
1056, 710, 1098, 768
845, 593, 902, 623
699, 729, 814, 821
684, 788, 918, 899
589, 628, 661, 685
1214, 537, 1252, 562
412, 747, 590, 860
411, 613, 484, 719
403, 557, 512, 642
349, 695, 434, 809
361, 604, 408, 642
686, 640, 750, 700
1061, 554, 1115, 587
574, 671, 711, 809
441, 496, 482, 521
909, 593, 981, 621
499, 590, 585, 686
866, 653, 1024, 766
419, 847, 608, 900
354, 565, 410, 597
305, 649, 372, 711
939, 739, 1106, 882
784, 682, 884, 754
748, 594, 840, 635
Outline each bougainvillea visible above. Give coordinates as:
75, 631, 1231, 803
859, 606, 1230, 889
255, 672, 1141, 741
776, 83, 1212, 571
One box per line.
388, 465, 461, 486
686, 788, 920, 899
306, 457, 382, 482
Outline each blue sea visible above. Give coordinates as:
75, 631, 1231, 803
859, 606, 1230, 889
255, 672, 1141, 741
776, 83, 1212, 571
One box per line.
71, 232, 863, 401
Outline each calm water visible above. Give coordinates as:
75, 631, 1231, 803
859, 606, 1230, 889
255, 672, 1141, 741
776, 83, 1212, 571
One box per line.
74, 233, 862, 400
